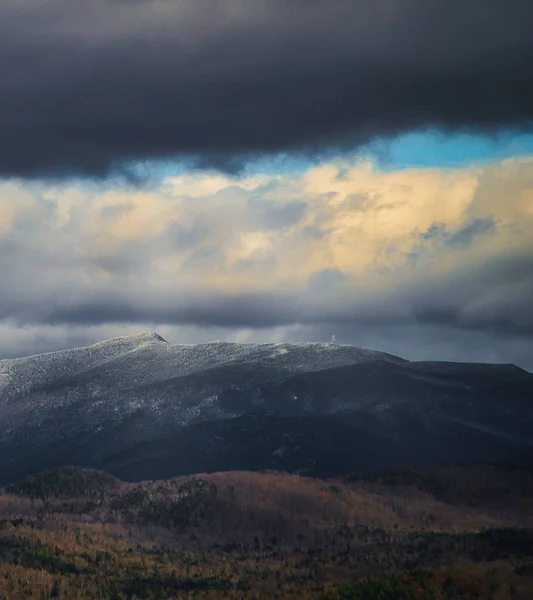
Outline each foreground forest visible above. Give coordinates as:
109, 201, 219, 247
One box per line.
1, 462, 533, 599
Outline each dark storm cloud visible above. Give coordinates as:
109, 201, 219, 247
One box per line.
1, 0, 533, 178
44, 293, 297, 329
410, 254, 533, 335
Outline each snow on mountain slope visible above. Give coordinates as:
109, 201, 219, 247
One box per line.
0, 333, 406, 402
0, 332, 167, 398
1, 332, 531, 486
0, 333, 408, 448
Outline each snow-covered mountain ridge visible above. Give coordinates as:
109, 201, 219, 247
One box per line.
0, 332, 531, 485
0, 332, 405, 398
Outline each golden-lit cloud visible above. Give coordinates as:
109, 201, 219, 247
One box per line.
0, 156, 532, 354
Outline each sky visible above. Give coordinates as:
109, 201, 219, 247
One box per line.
1, 0, 532, 371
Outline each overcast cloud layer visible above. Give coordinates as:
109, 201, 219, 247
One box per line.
1, 156, 532, 369
1, 0, 533, 177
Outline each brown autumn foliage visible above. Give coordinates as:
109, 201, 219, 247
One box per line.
0, 463, 532, 599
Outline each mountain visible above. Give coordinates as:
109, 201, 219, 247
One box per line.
0, 332, 532, 485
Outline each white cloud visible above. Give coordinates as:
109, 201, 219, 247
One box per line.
0, 156, 532, 367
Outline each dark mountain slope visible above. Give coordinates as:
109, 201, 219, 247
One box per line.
0, 333, 531, 485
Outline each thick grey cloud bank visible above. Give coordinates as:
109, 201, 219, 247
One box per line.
0, 156, 532, 369
1, 0, 533, 177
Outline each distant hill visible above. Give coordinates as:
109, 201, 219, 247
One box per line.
1, 464, 533, 599
3, 462, 533, 541
5, 466, 121, 501
0, 332, 532, 485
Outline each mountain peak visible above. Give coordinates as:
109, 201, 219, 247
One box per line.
88, 331, 168, 348
135, 331, 168, 343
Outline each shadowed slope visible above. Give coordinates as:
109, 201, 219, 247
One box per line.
0, 334, 531, 485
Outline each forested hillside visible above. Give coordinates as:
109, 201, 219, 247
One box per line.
1, 463, 533, 599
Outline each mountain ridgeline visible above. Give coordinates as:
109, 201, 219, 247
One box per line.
0, 332, 532, 485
